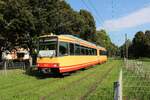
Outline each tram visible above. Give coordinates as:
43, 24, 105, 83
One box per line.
36, 35, 107, 74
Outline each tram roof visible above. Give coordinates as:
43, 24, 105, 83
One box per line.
63, 35, 104, 47
39, 34, 106, 50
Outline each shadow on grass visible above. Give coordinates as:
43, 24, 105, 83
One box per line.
23, 66, 93, 79
24, 68, 70, 79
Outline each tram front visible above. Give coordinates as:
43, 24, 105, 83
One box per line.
36, 36, 60, 74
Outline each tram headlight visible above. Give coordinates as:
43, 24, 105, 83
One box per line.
53, 63, 59, 67
37, 63, 40, 67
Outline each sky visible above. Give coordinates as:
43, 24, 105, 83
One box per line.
66, 0, 150, 46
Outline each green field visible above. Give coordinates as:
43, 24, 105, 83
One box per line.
123, 59, 150, 100
0, 60, 122, 100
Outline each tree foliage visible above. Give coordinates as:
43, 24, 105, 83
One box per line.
0, 0, 35, 47
120, 30, 150, 58
79, 9, 96, 42
119, 39, 132, 58
0, 0, 118, 57
0, 0, 96, 48
145, 30, 150, 57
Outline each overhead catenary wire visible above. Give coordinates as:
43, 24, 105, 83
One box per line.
87, 0, 105, 24
38, 0, 116, 33
81, 0, 104, 27
87, 0, 118, 31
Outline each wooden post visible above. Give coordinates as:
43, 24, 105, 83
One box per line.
119, 69, 122, 100
114, 81, 119, 100
4, 60, 7, 75
114, 69, 122, 100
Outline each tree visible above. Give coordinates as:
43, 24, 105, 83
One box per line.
120, 30, 150, 58
28, 0, 86, 36
0, 0, 97, 49
120, 39, 132, 58
0, 0, 35, 48
0, 1, 7, 37
95, 30, 111, 46
79, 9, 96, 42
132, 31, 146, 57
145, 30, 150, 57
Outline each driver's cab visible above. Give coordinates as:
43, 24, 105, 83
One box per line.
38, 36, 58, 58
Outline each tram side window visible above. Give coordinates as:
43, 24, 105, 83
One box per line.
59, 42, 69, 56
93, 49, 97, 55
91, 49, 94, 55
99, 50, 107, 55
87, 48, 91, 55
91, 49, 93, 55
81, 46, 87, 55
81, 46, 84, 55
69, 43, 74, 55
104, 51, 108, 55
88, 49, 91, 55
89, 48, 93, 55
86, 48, 89, 55
75, 44, 80, 55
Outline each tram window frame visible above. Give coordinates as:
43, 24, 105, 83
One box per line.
80, 46, 84, 55
69, 43, 75, 55
84, 47, 87, 55
87, 48, 90, 55
88, 48, 92, 55
59, 42, 69, 56
75, 44, 81, 55
93, 49, 97, 55
92, 48, 94, 56
38, 37, 58, 56
86, 48, 97, 56
81, 46, 87, 55
88, 48, 91, 55
91, 49, 94, 55
85, 47, 89, 55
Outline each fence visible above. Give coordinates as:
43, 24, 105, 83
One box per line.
123, 59, 150, 100
0, 58, 34, 75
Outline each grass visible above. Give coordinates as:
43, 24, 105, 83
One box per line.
143, 60, 150, 71
0, 60, 122, 100
86, 60, 122, 100
123, 59, 150, 100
